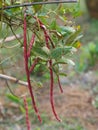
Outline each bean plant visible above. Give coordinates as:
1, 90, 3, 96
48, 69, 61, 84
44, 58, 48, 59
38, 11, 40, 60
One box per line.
0, 0, 82, 129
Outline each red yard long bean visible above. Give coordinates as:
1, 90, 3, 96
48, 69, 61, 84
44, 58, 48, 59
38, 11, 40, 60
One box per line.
39, 20, 63, 94
23, 13, 42, 122
37, 18, 61, 121
23, 96, 31, 130
49, 60, 61, 122
27, 34, 35, 57
34, 17, 55, 48
29, 58, 39, 73
57, 75, 63, 93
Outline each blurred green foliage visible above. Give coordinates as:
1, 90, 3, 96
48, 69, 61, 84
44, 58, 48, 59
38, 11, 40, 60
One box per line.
75, 19, 98, 72
75, 41, 98, 72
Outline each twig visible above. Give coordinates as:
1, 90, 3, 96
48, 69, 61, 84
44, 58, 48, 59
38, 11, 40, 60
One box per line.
0, 35, 22, 44
0, 63, 18, 97
0, 0, 77, 10
10, 25, 23, 45
0, 73, 28, 86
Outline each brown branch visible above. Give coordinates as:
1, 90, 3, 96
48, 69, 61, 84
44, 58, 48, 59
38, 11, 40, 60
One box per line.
0, 35, 23, 44
0, 73, 28, 86
0, 0, 77, 10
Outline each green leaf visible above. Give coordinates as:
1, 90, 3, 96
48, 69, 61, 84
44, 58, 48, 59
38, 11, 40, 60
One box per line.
74, 34, 83, 41
51, 46, 72, 59
65, 59, 75, 66
60, 26, 75, 33
50, 20, 57, 30
59, 73, 67, 77
7, 94, 20, 104
73, 41, 81, 49
58, 26, 75, 36
65, 29, 81, 45
53, 58, 75, 66
51, 48, 62, 59
20, 105, 25, 113
32, 46, 49, 60
63, 46, 72, 54
4, 10, 13, 17
42, 46, 50, 55
53, 61, 67, 66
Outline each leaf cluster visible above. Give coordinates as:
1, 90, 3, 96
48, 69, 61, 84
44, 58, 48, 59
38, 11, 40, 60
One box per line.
0, 0, 82, 78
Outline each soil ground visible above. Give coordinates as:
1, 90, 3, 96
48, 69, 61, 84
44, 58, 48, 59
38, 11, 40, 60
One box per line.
0, 77, 98, 130
40, 85, 98, 130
